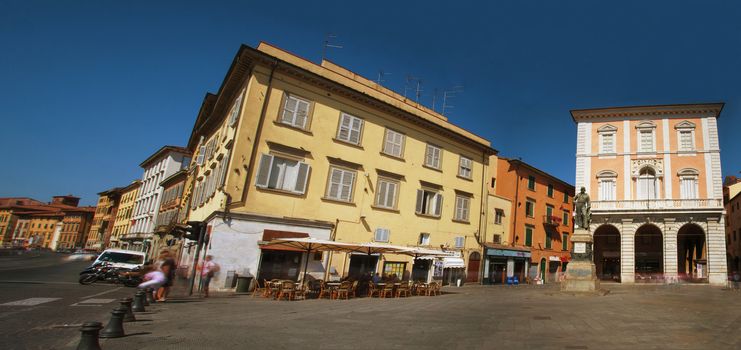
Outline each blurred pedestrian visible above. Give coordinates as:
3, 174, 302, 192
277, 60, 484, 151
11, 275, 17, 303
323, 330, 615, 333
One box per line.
199, 255, 219, 298
137, 264, 165, 297
156, 250, 177, 302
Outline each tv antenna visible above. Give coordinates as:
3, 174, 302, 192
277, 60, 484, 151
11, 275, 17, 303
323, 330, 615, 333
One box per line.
404, 75, 422, 102
442, 85, 464, 116
322, 33, 343, 61
376, 70, 391, 85
431, 88, 439, 112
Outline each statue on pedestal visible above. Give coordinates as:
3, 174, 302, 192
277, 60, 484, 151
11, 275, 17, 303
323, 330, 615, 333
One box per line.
574, 187, 591, 230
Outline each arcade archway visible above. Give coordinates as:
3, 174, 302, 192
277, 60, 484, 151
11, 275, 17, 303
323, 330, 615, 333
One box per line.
593, 224, 620, 282
635, 224, 663, 282
677, 223, 706, 282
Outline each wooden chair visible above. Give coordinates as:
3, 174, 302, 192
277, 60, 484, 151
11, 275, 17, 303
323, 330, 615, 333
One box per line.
426, 282, 437, 296
367, 282, 380, 297
252, 279, 266, 298
379, 283, 394, 298
294, 281, 310, 300
335, 281, 352, 300
395, 281, 412, 298
431, 282, 441, 296
415, 282, 428, 296
318, 280, 332, 299
277, 280, 295, 301
350, 281, 359, 298
267, 279, 281, 298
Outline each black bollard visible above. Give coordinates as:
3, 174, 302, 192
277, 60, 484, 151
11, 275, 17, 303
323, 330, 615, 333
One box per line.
99, 307, 126, 338
145, 288, 156, 304
141, 289, 150, 306
119, 298, 136, 322
132, 291, 146, 312
76, 321, 102, 350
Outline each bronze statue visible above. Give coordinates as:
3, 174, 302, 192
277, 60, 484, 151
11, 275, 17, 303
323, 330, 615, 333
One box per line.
574, 187, 591, 230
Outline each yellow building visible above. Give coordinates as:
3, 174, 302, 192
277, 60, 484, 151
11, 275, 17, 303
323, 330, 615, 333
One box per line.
109, 181, 141, 250
180, 42, 496, 289
85, 188, 123, 251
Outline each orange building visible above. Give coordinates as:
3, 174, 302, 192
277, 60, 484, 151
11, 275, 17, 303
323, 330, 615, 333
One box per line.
573, 103, 726, 285
724, 176, 741, 273
486, 157, 574, 284
86, 188, 123, 251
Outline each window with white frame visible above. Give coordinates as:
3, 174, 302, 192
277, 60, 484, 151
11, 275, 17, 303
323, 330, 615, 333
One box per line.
280, 93, 311, 129
675, 121, 696, 152
415, 189, 443, 217
598, 124, 618, 154
636, 166, 659, 200
228, 91, 244, 126
636, 122, 656, 153
418, 233, 430, 246
678, 168, 699, 199
325, 167, 356, 202
336, 112, 363, 145
454, 236, 465, 248
374, 177, 399, 209
382, 129, 405, 158
218, 150, 231, 188
458, 156, 472, 179
255, 154, 311, 194
454, 194, 471, 222
374, 228, 390, 242
494, 208, 504, 224
597, 170, 617, 201
424, 144, 442, 169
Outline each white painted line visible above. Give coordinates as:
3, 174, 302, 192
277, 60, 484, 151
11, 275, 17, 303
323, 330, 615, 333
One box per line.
0, 280, 79, 285
81, 287, 123, 299
79, 298, 116, 304
1, 297, 61, 306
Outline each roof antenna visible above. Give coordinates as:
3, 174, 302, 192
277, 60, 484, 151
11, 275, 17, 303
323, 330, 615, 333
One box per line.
404, 75, 422, 102
376, 70, 391, 85
322, 33, 343, 61
442, 85, 464, 116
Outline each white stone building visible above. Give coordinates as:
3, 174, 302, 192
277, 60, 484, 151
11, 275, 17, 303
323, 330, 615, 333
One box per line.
572, 103, 727, 285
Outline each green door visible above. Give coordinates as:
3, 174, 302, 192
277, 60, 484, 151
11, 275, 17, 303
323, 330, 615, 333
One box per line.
540, 258, 547, 283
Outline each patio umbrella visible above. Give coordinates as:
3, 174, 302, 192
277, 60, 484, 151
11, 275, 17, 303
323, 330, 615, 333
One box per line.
258, 238, 363, 282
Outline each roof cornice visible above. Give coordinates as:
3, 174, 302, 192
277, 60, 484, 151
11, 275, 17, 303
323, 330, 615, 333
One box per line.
571, 103, 724, 123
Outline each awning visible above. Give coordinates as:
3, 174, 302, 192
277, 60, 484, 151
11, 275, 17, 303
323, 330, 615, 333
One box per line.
442, 257, 465, 269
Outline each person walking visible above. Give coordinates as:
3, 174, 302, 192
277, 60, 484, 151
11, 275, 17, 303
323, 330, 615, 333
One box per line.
155, 250, 177, 302
199, 255, 219, 298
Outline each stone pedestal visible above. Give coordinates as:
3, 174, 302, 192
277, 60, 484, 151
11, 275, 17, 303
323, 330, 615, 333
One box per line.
562, 228, 602, 293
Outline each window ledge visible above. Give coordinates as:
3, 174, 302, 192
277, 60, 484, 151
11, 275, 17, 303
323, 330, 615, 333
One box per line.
379, 152, 405, 162
452, 219, 471, 224
255, 186, 305, 197
456, 175, 473, 182
415, 213, 441, 219
332, 138, 364, 150
321, 197, 356, 206
422, 164, 443, 173
370, 205, 400, 213
273, 120, 313, 135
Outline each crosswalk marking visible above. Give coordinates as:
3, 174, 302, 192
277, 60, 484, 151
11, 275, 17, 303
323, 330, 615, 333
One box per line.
1, 297, 61, 306
79, 298, 115, 304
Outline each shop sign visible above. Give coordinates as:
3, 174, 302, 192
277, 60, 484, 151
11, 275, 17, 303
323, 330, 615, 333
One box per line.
574, 242, 586, 254
486, 248, 531, 258
548, 256, 560, 262
433, 260, 444, 278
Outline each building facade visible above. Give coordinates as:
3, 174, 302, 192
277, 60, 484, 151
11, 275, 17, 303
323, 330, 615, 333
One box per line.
125, 147, 190, 254
573, 103, 726, 285
179, 42, 495, 290
724, 177, 741, 274
486, 157, 574, 285
109, 181, 141, 249
150, 169, 188, 258
85, 188, 122, 251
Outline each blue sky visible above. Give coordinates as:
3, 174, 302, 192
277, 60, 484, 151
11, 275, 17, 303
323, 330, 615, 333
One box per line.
1, 1, 740, 205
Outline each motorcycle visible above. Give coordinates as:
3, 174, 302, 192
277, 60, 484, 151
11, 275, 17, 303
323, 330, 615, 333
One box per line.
78, 262, 142, 287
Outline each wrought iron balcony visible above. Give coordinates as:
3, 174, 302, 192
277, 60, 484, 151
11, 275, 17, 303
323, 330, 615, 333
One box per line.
591, 198, 723, 211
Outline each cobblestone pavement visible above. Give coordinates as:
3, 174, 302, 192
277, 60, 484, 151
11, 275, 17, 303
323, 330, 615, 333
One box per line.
89, 283, 741, 350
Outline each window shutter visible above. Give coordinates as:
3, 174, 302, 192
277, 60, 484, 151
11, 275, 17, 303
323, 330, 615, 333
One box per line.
295, 99, 309, 128
382, 228, 389, 242
229, 94, 243, 126
374, 228, 389, 242
376, 180, 388, 206
425, 146, 434, 166
196, 146, 206, 165
328, 168, 342, 198
340, 171, 355, 200
383, 130, 393, 154
386, 182, 397, 208
255, 154, 273, 188
434, 193, 443, 217
294, 162, 310, 194
349, 118, 362, 144
338, 114, 351, 141
218, 150, 230, 188
415, 189, 424, 214
282, 96, 297, 123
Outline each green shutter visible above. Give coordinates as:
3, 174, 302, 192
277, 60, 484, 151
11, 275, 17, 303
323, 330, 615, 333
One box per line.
525, 227, 532, 246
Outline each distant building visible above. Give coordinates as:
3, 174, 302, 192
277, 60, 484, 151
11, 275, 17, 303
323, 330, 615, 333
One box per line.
109, 181, 141, 250
486, 157, 574, 285
573, 103, 726, 285
85, 188, 123, 251
125, 146, 190, 255
724, 176, 741, 273
150, 169, 188, 258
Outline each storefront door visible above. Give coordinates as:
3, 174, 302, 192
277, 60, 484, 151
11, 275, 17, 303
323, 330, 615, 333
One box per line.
540, 258, 546, 282
258, 250, 302, 281
412, 259, 432, 282
348, 255, 378, 279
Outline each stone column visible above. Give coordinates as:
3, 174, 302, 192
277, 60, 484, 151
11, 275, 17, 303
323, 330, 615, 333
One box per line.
620, 219, 635, 283
663, 218, 678, 282
706, 216, 728, 286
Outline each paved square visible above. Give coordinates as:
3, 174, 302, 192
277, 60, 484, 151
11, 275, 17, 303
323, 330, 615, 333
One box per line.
101, 284, 741, 350
1, 298, 60, 306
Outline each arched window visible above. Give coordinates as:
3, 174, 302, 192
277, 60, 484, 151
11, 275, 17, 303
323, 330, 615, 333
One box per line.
678, 168, 699, 199
637, 166, 658, 200
596, 170, 617, 201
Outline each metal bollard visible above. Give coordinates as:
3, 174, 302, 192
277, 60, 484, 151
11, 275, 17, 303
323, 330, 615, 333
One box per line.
99, 307, 126, 338
76, 321, 103, 350
119, 298, 136, 322
132, 291, 146, 312
141, 289, 150, 306
145, 288, 157, 304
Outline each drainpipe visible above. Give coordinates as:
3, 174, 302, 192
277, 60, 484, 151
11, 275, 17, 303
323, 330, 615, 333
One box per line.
235, 59, 280, 206
478, 150, 488, 283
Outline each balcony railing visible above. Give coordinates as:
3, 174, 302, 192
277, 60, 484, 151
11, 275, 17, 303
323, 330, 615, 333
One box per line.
592, 198, 723, 211
543, 215, 562, 226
